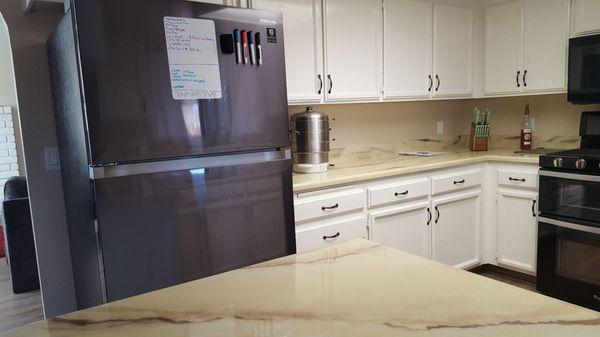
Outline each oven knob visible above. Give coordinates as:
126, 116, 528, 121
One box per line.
576, 159, 587, 169
553, 158, 564, 168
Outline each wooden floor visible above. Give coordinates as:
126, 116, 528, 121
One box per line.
473, 267, 537, 292
0, 258, 43, 334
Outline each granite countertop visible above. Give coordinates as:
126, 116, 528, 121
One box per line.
4, 239, 599, 337
293, 148, 541, 192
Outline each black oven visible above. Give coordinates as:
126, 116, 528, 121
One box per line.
538, 170, 600, 310
537, 216, 600, 310
568, 34, 600, 104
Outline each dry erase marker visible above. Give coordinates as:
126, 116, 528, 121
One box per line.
255, 32, 263, 66
248, 31, 256, 65
234, 29, 242, 63
241, 30, 249, 64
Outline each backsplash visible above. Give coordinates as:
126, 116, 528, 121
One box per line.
289, 94, 600, 152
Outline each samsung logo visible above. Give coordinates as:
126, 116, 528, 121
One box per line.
260, 18, 277, 25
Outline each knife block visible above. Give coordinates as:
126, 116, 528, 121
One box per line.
469, 123, 489, 151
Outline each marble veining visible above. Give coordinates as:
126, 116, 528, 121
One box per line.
3, 239, 599, 337
292, 137, 579, 192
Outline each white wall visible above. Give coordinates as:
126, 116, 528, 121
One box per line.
0, 4, 76, 318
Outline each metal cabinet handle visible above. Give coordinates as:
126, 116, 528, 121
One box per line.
321, 203, 339, 211
428, 75, 433, 92
395, 190, 409, 197
523, 70, 528, 87
323, 232, 340, 240
434, 206, 440, 224
435, 75, 440, 91
426, 207, 432, 226
453, 179, 466, 185
516, 70, 521, 87
317, 74, 323, 94
532, 200, 537, 218
509, 177, 526, 182
327, 74, 333, 94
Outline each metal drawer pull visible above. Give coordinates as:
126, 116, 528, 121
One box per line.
532, 200, 537, 218
453, 179, 466, 185
323, 232, 340, 240
321, 203, 339, 211
395, 190, 409, 197
509, 177, 526, 182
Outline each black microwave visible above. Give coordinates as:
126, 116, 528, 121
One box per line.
569, 34, 600, 104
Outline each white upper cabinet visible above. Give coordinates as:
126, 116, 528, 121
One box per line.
484, 0, 569, 96
253, 0, 324, 103
323, 0, 382, 101
484, 1, 524, 95
571, 0, 600, 36
432, 3, 473, 98
522, 0, 569, 93
383, 0, 433, 99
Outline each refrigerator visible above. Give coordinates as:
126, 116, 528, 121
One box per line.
48, 0, 295, 309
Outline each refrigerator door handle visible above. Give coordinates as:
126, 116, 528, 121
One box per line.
90, 150, 291, 180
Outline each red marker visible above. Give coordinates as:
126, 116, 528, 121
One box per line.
241, 30, 249, 64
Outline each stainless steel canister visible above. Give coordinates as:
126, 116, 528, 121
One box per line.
290, 107, 330, 173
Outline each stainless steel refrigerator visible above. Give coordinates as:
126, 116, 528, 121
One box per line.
48, 0, 295, 309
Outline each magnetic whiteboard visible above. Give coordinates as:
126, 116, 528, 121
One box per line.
164, 17, 222, 100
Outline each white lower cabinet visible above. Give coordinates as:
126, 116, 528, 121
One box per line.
497, 188, 538, 273
432, 189, 481, 269
369, 200, 431, 259
295, 214, 368, 253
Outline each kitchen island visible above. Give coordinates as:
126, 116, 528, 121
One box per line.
3, 239, 599, 337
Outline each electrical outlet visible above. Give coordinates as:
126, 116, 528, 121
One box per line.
44, 147, 61, 171
436, 121, 445, 135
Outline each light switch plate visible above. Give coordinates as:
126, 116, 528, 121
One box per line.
44, 147, 61, 171
436, 121, 444, 135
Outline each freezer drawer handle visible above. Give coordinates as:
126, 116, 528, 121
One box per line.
509, 177, 526, 182
453, 179, 466, 185
593, 295, 600, 302
321, 203, 339, 211
323, 232, 340, 240
395, 190, 409, 197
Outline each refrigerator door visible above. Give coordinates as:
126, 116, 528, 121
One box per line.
73, 1, 289, 165
93, 154, 295, 302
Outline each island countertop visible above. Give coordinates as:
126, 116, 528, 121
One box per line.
4, 239, 599, 337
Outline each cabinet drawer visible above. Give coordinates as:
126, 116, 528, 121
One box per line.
431, 168, 482, 195
368, 178, 429, 208
295, 188, 366, 222
295, 214, 368, 253
498, 169, 538, 189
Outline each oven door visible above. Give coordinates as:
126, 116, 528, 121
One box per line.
539, 170, 600, 222
537, 217, 600, 311
568, 34, 600, 104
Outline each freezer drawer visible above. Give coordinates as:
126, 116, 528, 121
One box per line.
93, 158, 295, 302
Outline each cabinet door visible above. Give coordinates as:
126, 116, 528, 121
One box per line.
323, 0, 382, 101
432, 3, 473, 98
253, 0, 324, 103
432, 190, 480, 269
484, 1, 524, 95
572, 0, 600, 36
383, 0, 433, 100
497, 189, 538, 273
523, 0, 569, 93
369, 201, 431, 259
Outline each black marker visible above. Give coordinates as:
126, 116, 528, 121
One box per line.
248, 31, 256, 65
255, 32, 263, 66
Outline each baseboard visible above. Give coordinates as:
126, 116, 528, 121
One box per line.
469, 263, 537, 284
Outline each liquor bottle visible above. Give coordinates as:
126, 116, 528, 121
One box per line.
520, 104, 532, 150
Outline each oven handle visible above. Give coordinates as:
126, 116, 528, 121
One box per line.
538, 216, 600, 235
539, 170, 600, 182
